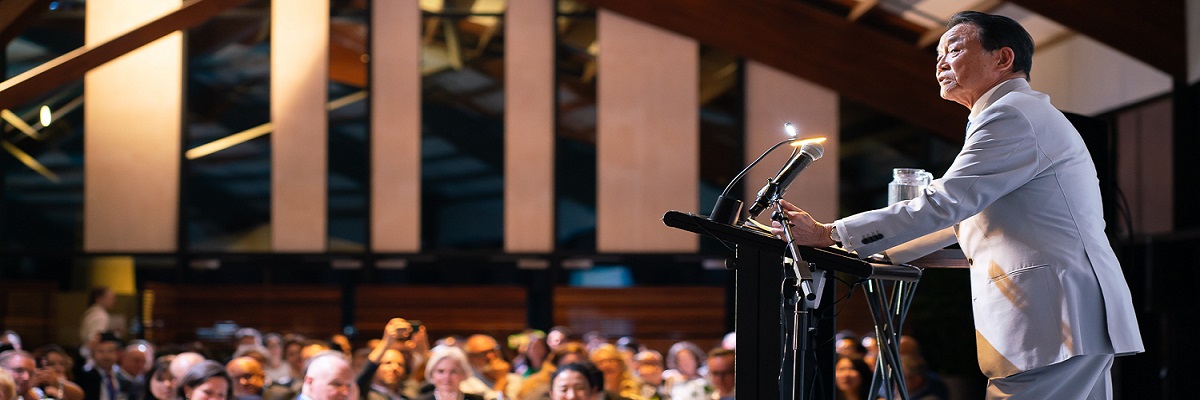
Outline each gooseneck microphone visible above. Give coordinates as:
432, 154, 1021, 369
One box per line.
746, 140, 825, 219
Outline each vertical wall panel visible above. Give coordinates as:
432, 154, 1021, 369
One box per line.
84, 0, 182, 252
1116, 98, 1174, 235
371, 0, 422, 252
504, 0, 555, 253
271, 0, 329, 251
596, 11, 699, 252
745, 61, 839, 222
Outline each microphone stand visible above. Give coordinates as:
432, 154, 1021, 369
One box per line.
772, 200, 822, 400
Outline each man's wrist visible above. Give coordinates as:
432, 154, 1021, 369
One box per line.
826, 224, 841, 247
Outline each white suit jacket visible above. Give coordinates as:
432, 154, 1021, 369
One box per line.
832, 79, 1144, 378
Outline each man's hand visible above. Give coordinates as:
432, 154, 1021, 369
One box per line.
770, 200, 837, 247
384, 318, 412, 342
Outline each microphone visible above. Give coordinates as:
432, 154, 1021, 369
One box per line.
746, 140, 825, 218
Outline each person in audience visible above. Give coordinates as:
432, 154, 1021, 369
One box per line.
835, 331, 867, 360
587, 344, 637, 400
119, 344, 150, 400
168, 353, 206, 391
661, 341, 705, 399
329, 337, 352, 358
515, 343, 587, 400
544, 329, 570, 354
174, 360, 232, 400
32, 345, 85, 400
145, 356, 175, 400
860, 334, 878, 371
80, 288, 117, 358
261, 335, 289, 387
77, 332, 123, 400
1, 350, 39, 400
720, 332, 735, 352
895, 355, 948, 400
1, 368, 15, 400
225, 357, 265, 400
235, 330, 263, 349
506, 332, 546, 378
705, 348, 734, 400
460, 335, 520, 399
356, 318, 413, 400
630, 350, 665, 400
834, 354, 872, 400
548, 362, 602, 400
611, 338, 639, 376
301, 352, 356, 400
415, 346, 482, 400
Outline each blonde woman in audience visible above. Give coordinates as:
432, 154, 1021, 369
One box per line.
587, 344, 638, 400
415, 346, 482, 400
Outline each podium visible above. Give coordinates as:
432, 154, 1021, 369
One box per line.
664, 211, 925, 400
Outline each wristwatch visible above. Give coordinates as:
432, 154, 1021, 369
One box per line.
828, 225, 842, 246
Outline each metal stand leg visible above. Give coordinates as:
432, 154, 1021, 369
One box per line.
864, 275, 921, 400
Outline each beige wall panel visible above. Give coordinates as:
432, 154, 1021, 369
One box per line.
271, 0, 329, 251
596, 10, 699, 252
84, 0, 182, 252
744, 61, 839, 222
504, 0, 555, 253
371, 0, 422, 252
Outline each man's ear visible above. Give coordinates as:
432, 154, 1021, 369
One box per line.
995, 46, 1016, 71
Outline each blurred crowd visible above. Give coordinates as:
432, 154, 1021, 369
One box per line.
0, 288, 739, 400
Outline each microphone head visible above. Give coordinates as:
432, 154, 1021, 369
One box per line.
798, 141, 824, 161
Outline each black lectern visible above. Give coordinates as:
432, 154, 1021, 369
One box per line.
663, 211, 878, 399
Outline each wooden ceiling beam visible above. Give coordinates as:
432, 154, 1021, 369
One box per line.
580, 0, 967, 143
1007, 0, 1186, 80
0, 0, 251, 111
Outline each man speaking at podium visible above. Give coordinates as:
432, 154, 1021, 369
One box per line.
773, 11, 1143, 400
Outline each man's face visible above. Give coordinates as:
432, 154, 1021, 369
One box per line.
936, 23, 1008, 108
226, 358, 265, 397
305, 360, 356, 400
706, 355, 735, 395
465, 337, 498, 371
93, 341, 120, 370
120, 349, 148, 376
2, 354, 36, 394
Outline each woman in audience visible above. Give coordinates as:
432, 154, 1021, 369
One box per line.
515, 342, 587, 400
414, 346, 482, 400
548, 362, 602, 400
174, 360, 232, 400
31, 344, 84, 400
661, 341, 706, 399
834, 354, 873, 400
587, 344, 638, 400
147, 355, 177, 400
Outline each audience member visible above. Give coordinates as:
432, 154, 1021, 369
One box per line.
261, 335, 289, 387
32, 345, 85, 400
415, 346, 482, 400
80, 288, 117, 353
460, 335, 520, 400
835, 330, 867, 360
506, 332, 547, 378
356, 318, 413, 400
77, 332, 124, 400
144, 356, 175, 400
544, 329, 570, 353
173, 360, 232, 400
587, 344, 637, 400
301, 352, 356, 400
0, 369, 15, 400
514, 343, 587, 400
630, 351, 665, 400
661, 341, 705, 399
705, 348, 734, 400
834, 354, 872, 400
118, 344, 149, 400
548, 363, 602, 400
0, 350, 39, 400
168, 353, 206, 390
225, 357, 265, 400
896, 355, 949, 400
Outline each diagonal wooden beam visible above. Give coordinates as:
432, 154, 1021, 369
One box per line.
1007, 0, 1186, 80
0, 0, 251, 111
581, 0, 967, 143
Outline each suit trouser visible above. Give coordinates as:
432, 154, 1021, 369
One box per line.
985, 354, 1114, 400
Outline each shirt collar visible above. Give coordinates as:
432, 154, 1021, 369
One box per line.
968, 78, 1027, 122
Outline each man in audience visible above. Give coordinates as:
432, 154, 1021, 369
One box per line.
0, 350, 39, 400
461, 335, 521, 399
301, 352, 357, 400
168, 352, 205, 388
77, 333, 123, 400
117, 344, 148, 400
705, 348, 735, 400
631, 350, 665, 400
80, 288, 116, 356
227, 357, 266, 400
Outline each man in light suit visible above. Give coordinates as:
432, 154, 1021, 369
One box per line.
774, 11, 1143, 399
